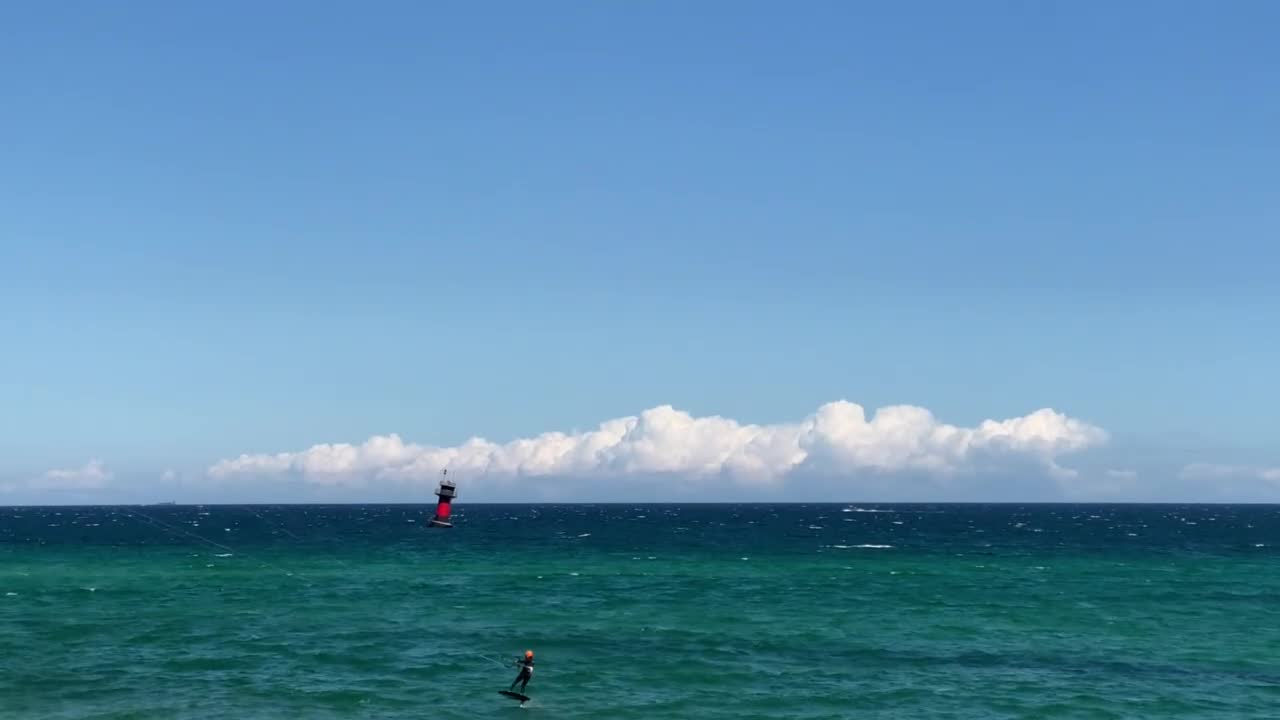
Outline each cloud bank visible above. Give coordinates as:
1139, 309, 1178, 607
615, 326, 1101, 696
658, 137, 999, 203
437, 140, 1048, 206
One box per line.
7, 406, 1280, 503
207, 401, 1108, 497
1179, 463, 1280, 485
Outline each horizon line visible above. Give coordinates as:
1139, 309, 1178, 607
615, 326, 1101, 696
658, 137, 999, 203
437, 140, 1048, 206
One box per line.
3, 500, 1279, 508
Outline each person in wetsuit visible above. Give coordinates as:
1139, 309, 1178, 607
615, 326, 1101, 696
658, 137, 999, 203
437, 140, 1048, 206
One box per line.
510, 650, 534, 693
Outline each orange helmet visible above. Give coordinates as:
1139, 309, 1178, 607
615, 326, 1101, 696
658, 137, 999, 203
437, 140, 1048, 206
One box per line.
525, 650, 534, 658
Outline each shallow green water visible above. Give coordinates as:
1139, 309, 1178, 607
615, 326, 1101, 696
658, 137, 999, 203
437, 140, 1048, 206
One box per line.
2, 503, 1278, 718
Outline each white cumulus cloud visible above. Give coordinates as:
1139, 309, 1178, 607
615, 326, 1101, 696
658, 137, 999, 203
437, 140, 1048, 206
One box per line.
35, 459, 113, 490
207, 401, 1107, 492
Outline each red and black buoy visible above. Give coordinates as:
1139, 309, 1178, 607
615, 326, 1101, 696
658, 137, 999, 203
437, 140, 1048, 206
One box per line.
429, 468, 457, 528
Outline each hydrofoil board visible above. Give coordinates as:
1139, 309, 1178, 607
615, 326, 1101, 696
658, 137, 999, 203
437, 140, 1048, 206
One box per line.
499, 690, 530, 703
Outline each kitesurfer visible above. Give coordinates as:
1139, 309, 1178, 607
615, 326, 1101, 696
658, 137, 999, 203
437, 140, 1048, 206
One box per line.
509, 650, 534, 694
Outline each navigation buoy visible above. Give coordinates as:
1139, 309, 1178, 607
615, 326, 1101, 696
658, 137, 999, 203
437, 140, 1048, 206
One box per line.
429, 469, 457, 528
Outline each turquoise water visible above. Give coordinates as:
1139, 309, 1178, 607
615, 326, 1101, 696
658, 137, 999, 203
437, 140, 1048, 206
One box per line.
2, 503, 1278, 718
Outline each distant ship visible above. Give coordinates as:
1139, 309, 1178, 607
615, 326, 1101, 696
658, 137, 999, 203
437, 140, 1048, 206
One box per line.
148, 501, 177, 506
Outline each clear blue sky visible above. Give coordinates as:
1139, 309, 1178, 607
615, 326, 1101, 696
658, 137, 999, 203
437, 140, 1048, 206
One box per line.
2, 2, 1277, 501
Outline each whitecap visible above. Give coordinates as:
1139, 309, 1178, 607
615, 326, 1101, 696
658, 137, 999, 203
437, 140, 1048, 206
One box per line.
214, 553, 233, 558
577, 533, 591, 538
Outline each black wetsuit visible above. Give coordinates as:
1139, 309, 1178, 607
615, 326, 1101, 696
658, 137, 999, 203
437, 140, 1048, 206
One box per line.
510, 656, 534, 693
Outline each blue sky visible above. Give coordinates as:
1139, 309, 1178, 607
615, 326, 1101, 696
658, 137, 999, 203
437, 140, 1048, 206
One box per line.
2, 1, 1278, 503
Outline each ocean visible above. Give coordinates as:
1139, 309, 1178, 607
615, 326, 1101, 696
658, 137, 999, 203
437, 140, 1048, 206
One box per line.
1, 503, 1277, 719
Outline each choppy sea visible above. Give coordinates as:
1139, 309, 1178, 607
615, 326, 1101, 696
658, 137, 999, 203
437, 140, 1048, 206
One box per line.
2, 503, 1277, 718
